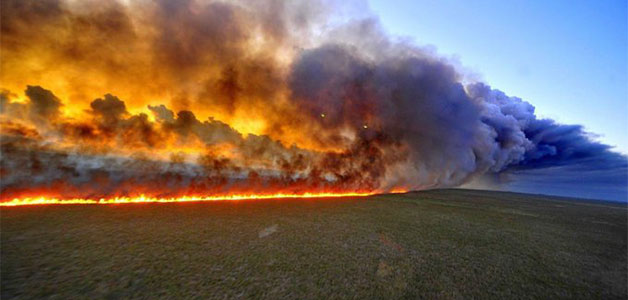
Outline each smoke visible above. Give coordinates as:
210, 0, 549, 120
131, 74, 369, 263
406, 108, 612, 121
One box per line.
1, 0, 626, 201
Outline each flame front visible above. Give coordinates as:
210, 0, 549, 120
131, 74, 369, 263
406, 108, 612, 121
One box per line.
0, 192, 384, 207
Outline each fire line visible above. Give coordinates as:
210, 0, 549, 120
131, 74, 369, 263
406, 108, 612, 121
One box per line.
0, 192, 386, 207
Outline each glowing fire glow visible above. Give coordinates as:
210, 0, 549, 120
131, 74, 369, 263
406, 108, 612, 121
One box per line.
0, 191, 398, 207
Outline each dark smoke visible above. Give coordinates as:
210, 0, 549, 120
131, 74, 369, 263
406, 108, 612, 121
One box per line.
0, 0, 626, 201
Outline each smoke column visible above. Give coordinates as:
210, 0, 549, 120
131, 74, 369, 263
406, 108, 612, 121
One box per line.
1, 0, 626, 202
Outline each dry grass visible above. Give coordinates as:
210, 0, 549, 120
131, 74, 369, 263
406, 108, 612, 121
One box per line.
1, 189, 626, 299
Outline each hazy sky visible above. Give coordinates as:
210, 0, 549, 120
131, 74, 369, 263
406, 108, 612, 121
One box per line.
367, 0, 627, 154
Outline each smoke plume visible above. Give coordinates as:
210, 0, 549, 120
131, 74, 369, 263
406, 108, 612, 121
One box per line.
1, 0, 626, 201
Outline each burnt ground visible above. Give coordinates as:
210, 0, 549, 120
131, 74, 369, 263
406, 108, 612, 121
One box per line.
1, 189, 626, 299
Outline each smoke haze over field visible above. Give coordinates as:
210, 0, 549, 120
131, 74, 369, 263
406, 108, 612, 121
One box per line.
1, 0, 626, 201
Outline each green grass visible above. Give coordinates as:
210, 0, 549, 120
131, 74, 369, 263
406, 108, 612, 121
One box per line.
1, 189, 626, 299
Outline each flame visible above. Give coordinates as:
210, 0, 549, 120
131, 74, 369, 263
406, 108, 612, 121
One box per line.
0, 191, 402, 207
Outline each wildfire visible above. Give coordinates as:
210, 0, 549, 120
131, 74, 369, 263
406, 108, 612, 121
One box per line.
0, 191, 396, 207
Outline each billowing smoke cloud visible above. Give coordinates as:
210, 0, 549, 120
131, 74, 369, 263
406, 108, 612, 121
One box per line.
1, 0, 626, 201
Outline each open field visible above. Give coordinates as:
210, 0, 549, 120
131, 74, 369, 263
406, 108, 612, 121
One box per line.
1, 189, 626, 299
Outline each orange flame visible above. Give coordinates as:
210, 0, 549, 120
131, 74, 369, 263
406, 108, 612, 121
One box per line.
0, 191, 403, 207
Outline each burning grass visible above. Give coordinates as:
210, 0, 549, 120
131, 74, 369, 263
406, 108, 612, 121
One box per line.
1, 189, 626, 299
0, 192, 377, 206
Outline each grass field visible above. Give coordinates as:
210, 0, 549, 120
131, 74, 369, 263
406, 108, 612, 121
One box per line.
1, 189, 626, 299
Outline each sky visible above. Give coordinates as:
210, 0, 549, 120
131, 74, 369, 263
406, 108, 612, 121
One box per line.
367, 0, 628, 154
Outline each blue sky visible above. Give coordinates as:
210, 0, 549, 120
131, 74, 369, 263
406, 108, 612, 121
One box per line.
367, 0, 627, 154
